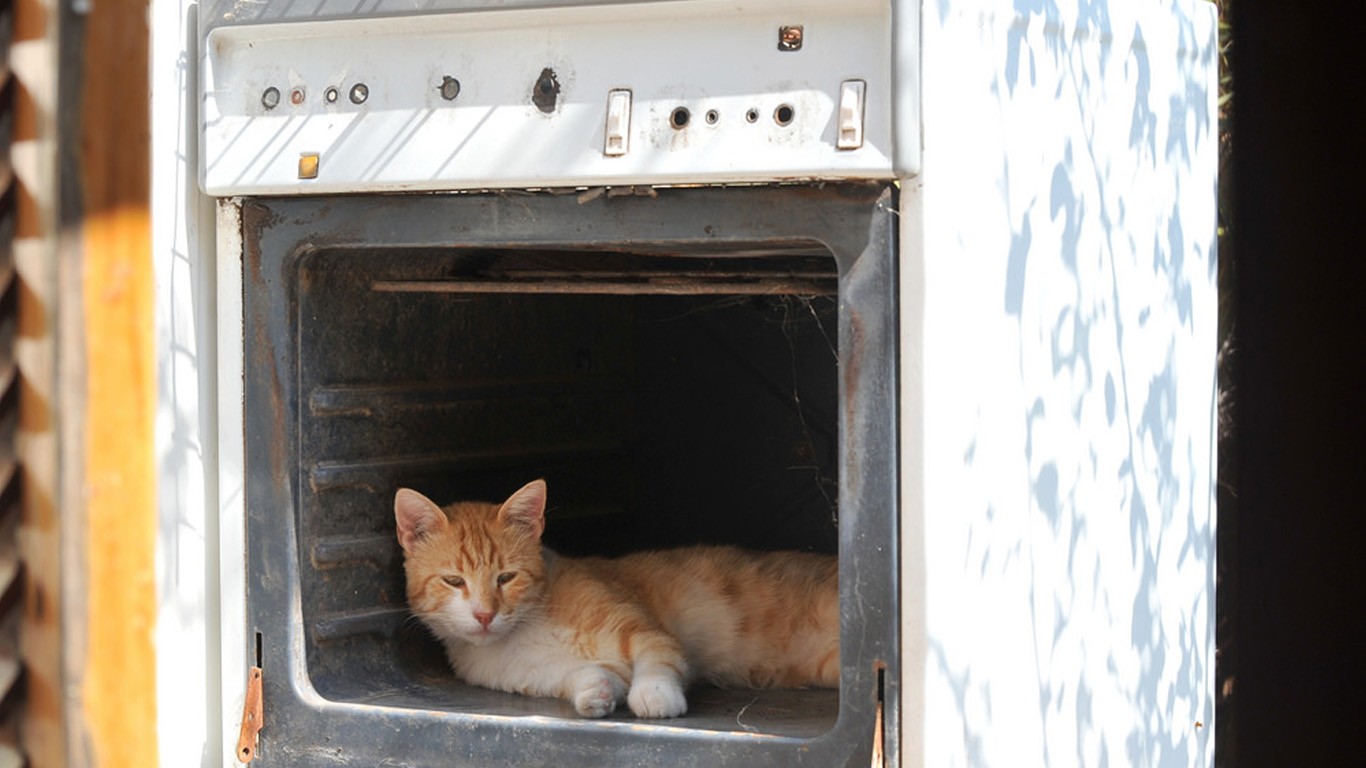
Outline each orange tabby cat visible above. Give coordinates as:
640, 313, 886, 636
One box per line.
395, 479, 839, 718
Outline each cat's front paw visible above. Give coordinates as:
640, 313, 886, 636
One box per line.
567, 666, 627, 719
627, 673, 687, 718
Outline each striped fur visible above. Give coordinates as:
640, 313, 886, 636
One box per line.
395, 479, 839, 718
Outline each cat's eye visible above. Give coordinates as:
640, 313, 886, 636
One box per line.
496, 572, 516, 586
442, 575, 466, 589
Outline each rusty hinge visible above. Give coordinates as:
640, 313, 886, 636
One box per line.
236, 666, 264, 763
870, 664, 886, 768
871, 697, 885, 768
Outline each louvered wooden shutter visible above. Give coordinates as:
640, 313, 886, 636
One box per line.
0, 0, 25, 763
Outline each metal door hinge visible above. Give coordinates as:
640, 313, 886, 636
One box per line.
236, 667, 264, 763
870, 664, 886, 768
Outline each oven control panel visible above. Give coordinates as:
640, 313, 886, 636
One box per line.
200, 0, 896, 195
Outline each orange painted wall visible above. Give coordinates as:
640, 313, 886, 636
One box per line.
79, 1, 158, 766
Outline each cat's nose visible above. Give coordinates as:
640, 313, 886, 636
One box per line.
473, 610, 495, 628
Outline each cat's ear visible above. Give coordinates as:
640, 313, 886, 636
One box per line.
394, 488, 448, 552
497, 479, 547, 538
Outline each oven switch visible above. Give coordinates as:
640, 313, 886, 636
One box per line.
604, 89, 632, 157
837, 79, 866, 150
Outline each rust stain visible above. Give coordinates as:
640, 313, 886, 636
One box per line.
788, 180, 884, 203
241, 204, 292, 494
843, 306, 865, 428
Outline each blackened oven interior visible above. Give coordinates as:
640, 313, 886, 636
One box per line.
295, 244, 841, 733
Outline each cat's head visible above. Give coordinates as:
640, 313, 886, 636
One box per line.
394, 479, 549, 646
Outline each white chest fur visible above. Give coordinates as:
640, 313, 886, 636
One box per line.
443, 621, 594, 701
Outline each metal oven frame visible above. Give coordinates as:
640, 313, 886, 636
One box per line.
240, 184, 899, 766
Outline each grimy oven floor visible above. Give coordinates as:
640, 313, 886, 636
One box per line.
321, 677, 841, 738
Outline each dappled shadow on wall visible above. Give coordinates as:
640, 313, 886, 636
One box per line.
929, 1, 1216, 766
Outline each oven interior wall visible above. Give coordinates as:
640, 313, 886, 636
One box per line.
294, 247, 841, 704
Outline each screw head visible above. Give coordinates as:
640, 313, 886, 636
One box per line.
439, 76, 461, 101
349, 83, 369, 104
290, 86, 306, 105
261, 87, 280, 110
778, 25, 803, 51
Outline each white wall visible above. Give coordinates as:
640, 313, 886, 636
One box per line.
902, 1, 1218, 765
151, 2, 223, 765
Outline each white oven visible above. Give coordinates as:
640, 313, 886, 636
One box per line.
151, 0, 1220, 765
